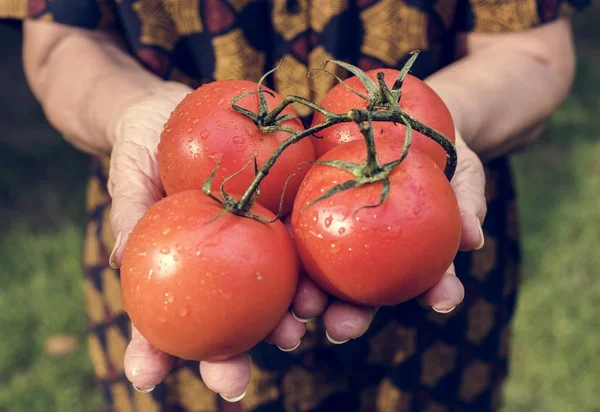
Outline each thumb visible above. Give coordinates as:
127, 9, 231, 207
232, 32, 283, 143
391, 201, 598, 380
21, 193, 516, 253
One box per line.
107, 125, 164, 268
452, 134, 487, 251
107, 83, 191, 268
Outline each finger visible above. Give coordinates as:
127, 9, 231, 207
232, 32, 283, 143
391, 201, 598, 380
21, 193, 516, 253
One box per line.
265, 311, 306, 351
323, 301, 378, 344
200, 354, 251, 402
452, 136, 487, 251
108, 85, 191, 268
124, 326, 175, 392
291, 275, 329, 322
416, 264, 464, 313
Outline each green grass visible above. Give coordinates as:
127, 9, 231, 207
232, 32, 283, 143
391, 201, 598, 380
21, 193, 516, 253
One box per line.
0, 147, 103, 412
0, 10, 599, 412
501, 57, 600, 411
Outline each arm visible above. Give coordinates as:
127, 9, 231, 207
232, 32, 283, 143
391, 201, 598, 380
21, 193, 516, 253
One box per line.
21, 20, 254, 399
426, 18, 576, 161
22, 20, 164, 153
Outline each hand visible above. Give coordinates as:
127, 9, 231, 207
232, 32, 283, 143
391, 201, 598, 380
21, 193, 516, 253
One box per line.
107, 81, 308, 401
290, 132, 487, 344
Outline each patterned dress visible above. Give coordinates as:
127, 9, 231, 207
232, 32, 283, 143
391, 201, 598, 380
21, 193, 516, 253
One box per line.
0, 1, 588, 411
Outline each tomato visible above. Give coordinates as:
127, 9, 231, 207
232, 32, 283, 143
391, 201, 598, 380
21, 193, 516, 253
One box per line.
310, 70, 455, 168
291, 139, 461, 307
158, 80, 316, 217
120, 190, 299, 361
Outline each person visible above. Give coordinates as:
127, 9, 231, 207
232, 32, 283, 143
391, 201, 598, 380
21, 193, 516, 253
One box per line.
2, 0, 586, 410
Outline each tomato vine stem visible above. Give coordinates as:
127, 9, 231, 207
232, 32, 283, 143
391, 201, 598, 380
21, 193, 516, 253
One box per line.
222, 51, 457, 220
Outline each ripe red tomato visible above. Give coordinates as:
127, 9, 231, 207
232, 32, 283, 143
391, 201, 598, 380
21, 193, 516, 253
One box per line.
120, 190, 299, 361
310, 70, 455, 168
158, 80, 316, 217
291, 139, 461, 307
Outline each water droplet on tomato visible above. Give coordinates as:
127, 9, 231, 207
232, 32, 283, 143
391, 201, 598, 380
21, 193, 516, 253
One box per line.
147, 269, 154, 279
175, 244, 184, 253
338, 227, 346, 235
232, 136, 246, 145
309, 230, 324, 239
376, 225, 394, 236
187, 128, 193, 133
196, 249, 201, 257
218, 97, 226, 105
200, 131, 210, 139
413, 206, 421, 216
330, 242, 340, 253
192, 119, 199, 125
324, 215, 333, 228
179, 307, 188, 317
162, 228, 171, 235
160, 247, 170, 254
165, 291, 175, 303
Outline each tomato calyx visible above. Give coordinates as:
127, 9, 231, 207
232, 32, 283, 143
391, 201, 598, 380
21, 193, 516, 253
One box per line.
323, 51, 420, 112
200, 155, 289, 224
303, 113, 413, 213
230, 65, 301, 134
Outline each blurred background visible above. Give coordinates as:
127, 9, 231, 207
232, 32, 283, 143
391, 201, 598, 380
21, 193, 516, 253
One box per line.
1, 5, 599, 412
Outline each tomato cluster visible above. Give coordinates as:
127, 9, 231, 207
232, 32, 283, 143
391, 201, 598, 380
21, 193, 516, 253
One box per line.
120, 59, 461, 362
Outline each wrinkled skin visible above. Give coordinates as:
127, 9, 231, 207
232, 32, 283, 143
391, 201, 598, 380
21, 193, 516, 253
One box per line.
121, 190, 299, 361
158, 80, 316, 217
292, 139, 462, 307
311, 69, 455, 168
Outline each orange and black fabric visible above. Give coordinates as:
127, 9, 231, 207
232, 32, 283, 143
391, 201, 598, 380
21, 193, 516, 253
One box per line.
1, 1, 588, 411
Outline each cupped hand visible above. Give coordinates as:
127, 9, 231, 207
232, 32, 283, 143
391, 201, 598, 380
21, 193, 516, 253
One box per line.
107, 81, 307, 401
289, 132, 487, 344
107, 80, 486, 400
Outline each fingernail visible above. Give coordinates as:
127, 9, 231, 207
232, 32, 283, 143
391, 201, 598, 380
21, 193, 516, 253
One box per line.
475, 218, 485, 250
325, 330, 349, 345
291, 309, 311, 323
109, 231, 123, 269
132, 384, 155, 393
277, 340, 301, 352
220, 389, 247, 403
432, 305, 456, 314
